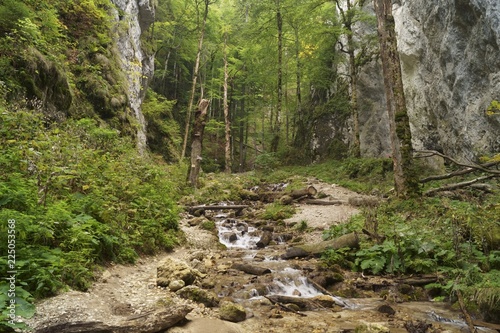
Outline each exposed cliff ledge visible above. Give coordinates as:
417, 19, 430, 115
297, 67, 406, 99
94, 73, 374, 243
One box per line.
111, 0, 155, 154
395, 0, 500, 160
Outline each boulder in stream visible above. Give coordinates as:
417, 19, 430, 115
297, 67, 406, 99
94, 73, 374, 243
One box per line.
219, 301, 247, 322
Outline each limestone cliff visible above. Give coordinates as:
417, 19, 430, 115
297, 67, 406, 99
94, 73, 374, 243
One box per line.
359, 0, 500, 161
110, 0, 155, 154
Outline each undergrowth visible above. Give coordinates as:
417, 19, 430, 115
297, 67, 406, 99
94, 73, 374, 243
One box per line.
322, 193, 500, 321
0, 108, 182, 330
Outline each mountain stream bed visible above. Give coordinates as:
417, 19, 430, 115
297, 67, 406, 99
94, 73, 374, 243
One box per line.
24, 181, 498, 333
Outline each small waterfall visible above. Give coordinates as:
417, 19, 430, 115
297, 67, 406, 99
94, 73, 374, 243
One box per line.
267, 267, 323, 297
110, 0, 155, 154
217, 219, 261, 249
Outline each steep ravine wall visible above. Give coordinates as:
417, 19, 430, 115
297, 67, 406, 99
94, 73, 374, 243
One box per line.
110, 0, 155, 154
394, 0, 500, 161
358, 0, 500, 161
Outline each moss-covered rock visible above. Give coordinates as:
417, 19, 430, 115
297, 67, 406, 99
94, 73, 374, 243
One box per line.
219, 301, 246, 323
176, 286, 219, 307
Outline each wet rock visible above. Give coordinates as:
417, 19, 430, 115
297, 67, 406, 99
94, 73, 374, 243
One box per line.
256, 230, 273, 248
176, 286, 219, 307
377, 304, 396, 316
310, 271, 344, 288
231, 263, 271, 275
219, 301, 247, 323
157, 257, 202, 288
403, 320, 432, 333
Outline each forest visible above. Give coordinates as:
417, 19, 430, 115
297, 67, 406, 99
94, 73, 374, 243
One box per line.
0, 0, 499, 332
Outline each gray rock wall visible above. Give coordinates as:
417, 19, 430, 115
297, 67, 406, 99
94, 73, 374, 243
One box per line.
110, 0, 155, 154
357, 0, 500, 161
394, 0, 500, 160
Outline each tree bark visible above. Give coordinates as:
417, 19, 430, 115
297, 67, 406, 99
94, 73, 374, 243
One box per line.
373, 0, 419, 198
271, 0, 283, 152
282, 232, 363, 259
181, 0, 210, 161
223, 31, 232, 173
289, 185, 318, 199
188, 99, 210, 187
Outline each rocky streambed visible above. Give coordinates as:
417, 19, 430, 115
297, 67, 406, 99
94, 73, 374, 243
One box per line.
24, 181, 499, 333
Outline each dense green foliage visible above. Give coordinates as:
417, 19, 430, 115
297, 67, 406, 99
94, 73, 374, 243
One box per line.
0, 0, 133, 131
0, 107, 181, 329
312, 162, 500, 320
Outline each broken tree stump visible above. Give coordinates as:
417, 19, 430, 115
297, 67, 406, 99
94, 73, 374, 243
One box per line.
188, 99, 209, 188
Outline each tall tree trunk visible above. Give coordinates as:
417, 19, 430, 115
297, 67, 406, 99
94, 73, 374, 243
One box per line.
373, 0, 420, 197
271, 0, 283, 152
294, 25, 302, 142
239, 84, 247, 172
348, 32, 361, 158
181, 0, 210, 161
336, 0, 360, 157
223, 32, 232, 173
188, 99, 210, 187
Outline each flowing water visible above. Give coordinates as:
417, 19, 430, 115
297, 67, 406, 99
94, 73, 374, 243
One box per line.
213, 213, 498, 332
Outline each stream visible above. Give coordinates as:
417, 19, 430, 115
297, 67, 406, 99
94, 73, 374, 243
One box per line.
212, 212, 497, 333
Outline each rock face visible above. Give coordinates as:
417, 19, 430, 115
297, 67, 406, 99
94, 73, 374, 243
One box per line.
395, 0, 500, 160
110, 0, 155, 154
359, 0, 500, 160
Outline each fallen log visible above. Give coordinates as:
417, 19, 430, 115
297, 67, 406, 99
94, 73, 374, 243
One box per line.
256, 230, 273, 248
264, 296, 307, 316
35, 306, 193, 333
424, 175, 497, 196
395, 275, 439, 286
282, 232, 364, 259
289, 185, 318, 199
231, 262, 271, 275
302, 199, 346, 205
187, 204, 248, 215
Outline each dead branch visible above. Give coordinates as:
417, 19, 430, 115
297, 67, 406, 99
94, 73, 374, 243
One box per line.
456, 287, 478, 333
424, 175, 496, 196
416, 150, 500, 183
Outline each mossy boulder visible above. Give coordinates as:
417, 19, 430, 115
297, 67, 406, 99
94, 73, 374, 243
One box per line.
176, 286, 219, 307
219, 301, 246, 323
